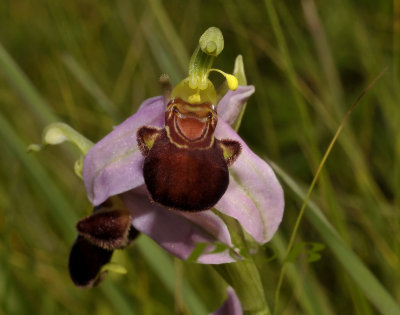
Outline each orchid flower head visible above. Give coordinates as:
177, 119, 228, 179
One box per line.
33, 27, 284, 288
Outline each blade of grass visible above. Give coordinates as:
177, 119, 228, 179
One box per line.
0, 113, 76, 237
223, 2, 280, 158
343, 1, 398, 213
264, 0, 351, 242
270, 67, 399, 315
393, 0, 400, 245
61, 54, 121, 121
0, 42, 57, 125
250, 15, 395, 266
139, 10, 184, 84
300, 0, 345, 115
100, 283, 138, 315
136, 236, 208, 315
271, 232, 335, 315
276, 66, 388, 298
264, 0, 320, 169
272, 161, 400, 315
147, 0, 189, 72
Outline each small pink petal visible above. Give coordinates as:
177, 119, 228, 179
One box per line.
217, 85, 255, 125
215, 120, 284, 244
121, 186, 238, 264
83, 96, 164, 206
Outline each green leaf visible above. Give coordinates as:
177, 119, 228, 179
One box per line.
270, 161, 400, 315
232, 55, 249, 132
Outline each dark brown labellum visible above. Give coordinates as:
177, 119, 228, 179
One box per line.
137, 98, 241, 212
68, 235, 113, 287
69, 199, 140, 287
142, 129, 229, 211
76, 208, 132, 250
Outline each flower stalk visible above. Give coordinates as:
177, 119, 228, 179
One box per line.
214, 261, 270, 315
212, 213, 271, 315
188, 26, 223, 91
210, 51, 272, 314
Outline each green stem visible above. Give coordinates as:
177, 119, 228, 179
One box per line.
187, 27, 224, 90
188, 45, 215, 89
212, 213, 270, 314
213, 261, 270, 315
273, 68, 388, 313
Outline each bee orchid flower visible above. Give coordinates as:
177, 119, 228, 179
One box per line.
35, 27, 284, 288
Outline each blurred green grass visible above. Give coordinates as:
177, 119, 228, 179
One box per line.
1, 0, 399, 314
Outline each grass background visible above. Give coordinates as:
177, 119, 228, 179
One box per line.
1, 0, 399, 314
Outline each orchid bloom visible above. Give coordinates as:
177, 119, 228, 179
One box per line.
39, 27, 285, 288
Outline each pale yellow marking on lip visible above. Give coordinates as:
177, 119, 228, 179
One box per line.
166, 126, 215, 150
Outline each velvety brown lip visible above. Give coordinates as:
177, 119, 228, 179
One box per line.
137, 98, 241, 212
142, 129, 230, 211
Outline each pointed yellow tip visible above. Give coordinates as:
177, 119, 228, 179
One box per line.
208, 69, 239, 91
226, 74, 239, 91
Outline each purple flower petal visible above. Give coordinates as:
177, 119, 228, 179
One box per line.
121, 186, 237, 264
83, 96, 165, 206
215, 120, 284, 244
217, 85, 255, 126
211, 287, 242, 315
